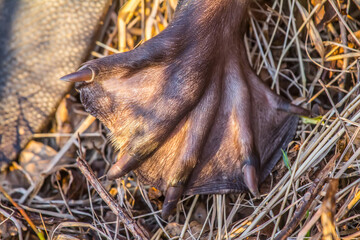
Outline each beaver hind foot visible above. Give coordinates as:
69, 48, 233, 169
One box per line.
61, 0, 309, 218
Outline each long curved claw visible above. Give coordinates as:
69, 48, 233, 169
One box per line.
277, 101, 311, 117
107, 154, 140, 180
288, 103, 311, 117
242, 164, 260, 198
60, 68, 94, 83
162, 185, 184, 219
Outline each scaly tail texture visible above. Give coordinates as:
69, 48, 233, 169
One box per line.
0, 0, 111, 163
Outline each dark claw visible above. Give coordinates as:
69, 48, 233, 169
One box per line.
162, 185, 184, 219
288, 104, 311, 117
242, 164, 260, 198
60, 67, 94, 83
107, 154, 140, 180
277, 101, 310, 117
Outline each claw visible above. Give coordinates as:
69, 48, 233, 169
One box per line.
277, 101, 310, 117
288, 104, 311, 117
242, 164, 260, 198
162, 185, 184, 219
107, 154, 141, 180
60, 67, 94, 83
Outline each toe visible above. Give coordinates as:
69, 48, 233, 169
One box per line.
60, 67, 94, 83
162, 185, 184, 219
107, 154, 139, 180
242, 164, 260, 198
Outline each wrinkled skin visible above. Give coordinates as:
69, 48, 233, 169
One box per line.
62, 0, 309, 218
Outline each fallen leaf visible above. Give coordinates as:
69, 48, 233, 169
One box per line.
311, 0, 337, 30
19, 141, 58, 182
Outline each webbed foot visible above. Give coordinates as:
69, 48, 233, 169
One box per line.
61, 0, 308, 217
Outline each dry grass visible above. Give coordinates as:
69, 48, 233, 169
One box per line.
1, 0, 360, 239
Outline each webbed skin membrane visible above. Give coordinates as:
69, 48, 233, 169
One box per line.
61, 0, 309, 218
